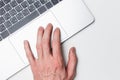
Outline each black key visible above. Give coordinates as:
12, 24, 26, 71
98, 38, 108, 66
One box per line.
0, 24, 6, 32
0, 36, 2, 41
0, 17, 5, 24
4, 21, 12, 28
10, 17, 18, 24
22, 9, 30, 16
38, 6, 47, 14
4, 4, 12, 11
34, 1, 41, 8
0, 8, 6, 15
28, 5, 35, 12
10, 0, 18, 7
46, 2, 53, 9
1, 30, 9, 39
51, 0, 58, 5
8, 11, 39, 34
21, 1, 29, 8
3, 0, 11, 4
40, 0, 49, 4
16, 0, 23, 3
4, 13, 11, 20
27, 0, 34, 4
9, 9, 17, 16
16, 13, 24, 20
0, 1, 5, 8
15, 5, 23, 12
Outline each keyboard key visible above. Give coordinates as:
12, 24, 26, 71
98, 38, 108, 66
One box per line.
34, 1, 41, 8
15, 5, 23, 12
40, 0, 49, 4
8, 11, 39, 34
46, 2, 53, 9
0, 24, 6, 32
27, 0, 34, 4
38, 6, 47, 14
0, 1, 5, 8
16, 0, 24, 3
51, 0, 59, 5
4, 13, 11, 20
10, 0, 18, 7
0, 8, 6, 15
0, 17, 5, 24
4, 4, 12, 11
21, 1, 29, 8
9, 9, 17, 16
22, 9, 30, 16
10, 17, 18, 24
28, 5, 35, 12
3, 0, 11, 4
4, 21, 12, 28
1, 30, 9, 39
0, 36, 2, 41
16, 13, 24, 20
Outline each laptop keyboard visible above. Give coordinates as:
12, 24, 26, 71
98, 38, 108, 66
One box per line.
0, 0, 62, 41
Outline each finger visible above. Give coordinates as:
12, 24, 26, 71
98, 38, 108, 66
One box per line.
66, 47, 78, 80
36, 27, 44, 58
42, 23, 53, 57
52, 28, 63, 62
24, 40, 35, 66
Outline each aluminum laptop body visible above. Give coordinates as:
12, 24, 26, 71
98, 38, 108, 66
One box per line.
0, 0, 94, 79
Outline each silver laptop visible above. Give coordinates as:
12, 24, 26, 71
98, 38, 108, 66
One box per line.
0, 0, 94, 79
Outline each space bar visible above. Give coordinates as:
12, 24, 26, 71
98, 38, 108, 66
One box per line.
8, 11, 39, 34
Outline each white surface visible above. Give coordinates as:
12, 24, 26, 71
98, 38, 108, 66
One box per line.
9, 0, 120, 80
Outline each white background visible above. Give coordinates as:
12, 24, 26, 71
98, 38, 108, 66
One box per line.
10, 0, 120, 80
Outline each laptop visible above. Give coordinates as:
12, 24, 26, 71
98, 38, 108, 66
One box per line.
0, 0, 94, 79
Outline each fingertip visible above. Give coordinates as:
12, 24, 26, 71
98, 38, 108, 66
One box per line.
69, 47, 76, 56
38, 26, 44, 31
47, 23, 53, 29
70, 47, 77, 62
48, 23, 53, 26
24, 40, 28, 47
55, 27, 60, 33
71, 47, 76, 53
53, 27, 61, 39
24, 40, 28, 44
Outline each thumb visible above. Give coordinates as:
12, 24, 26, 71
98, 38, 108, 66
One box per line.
66, 47, 78, 80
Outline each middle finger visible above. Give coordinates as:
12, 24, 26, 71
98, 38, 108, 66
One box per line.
42, 23, 53, 57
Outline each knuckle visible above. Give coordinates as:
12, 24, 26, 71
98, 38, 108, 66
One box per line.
55, 60, 64, 68
36, 43, 42, 50
42, 39, 48, 45
53, 40, 60, 47
42, 40, 49, 48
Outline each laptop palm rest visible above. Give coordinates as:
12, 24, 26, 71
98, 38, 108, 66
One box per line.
0, 39, 24, 80
9, 11, 68, 65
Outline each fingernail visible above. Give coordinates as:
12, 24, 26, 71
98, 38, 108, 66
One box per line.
72, 47, 76, 53
24, 40, 26, 44
24, 40, 27, 42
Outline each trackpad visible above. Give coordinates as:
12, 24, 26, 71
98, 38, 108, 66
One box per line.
9, 11, 68, 64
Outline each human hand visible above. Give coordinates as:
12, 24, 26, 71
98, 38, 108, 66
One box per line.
24, 23, 77, 80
